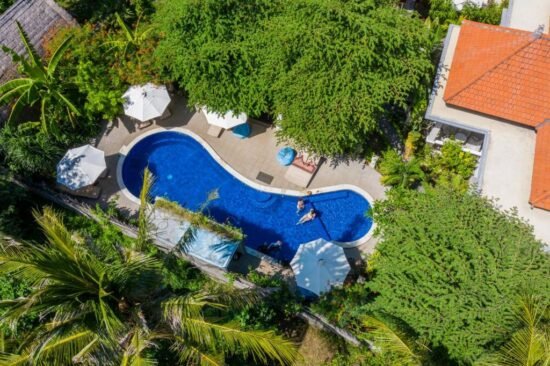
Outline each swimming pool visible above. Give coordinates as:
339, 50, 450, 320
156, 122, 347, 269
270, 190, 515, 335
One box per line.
120, 130, 374, 263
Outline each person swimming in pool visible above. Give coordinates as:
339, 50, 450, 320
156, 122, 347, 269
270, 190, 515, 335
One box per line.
259, 240, 283, 253
296, 198, 305, 214
297, 209, 316, 225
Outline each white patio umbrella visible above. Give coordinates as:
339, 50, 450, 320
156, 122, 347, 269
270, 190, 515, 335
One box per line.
291, 238, 351, 296
123, 83, 171, 122
57, 145, 106, 191
202, 107, 247, 129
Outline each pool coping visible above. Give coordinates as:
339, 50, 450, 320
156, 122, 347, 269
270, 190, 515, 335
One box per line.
116, 127, 376, 249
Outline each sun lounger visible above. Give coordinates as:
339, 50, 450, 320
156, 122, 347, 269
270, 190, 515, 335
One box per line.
56, 184, 102, 199
207, 124, 223, 137
284, 152, 321, 187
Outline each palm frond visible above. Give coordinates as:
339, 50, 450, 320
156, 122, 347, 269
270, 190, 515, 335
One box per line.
14, 22, 43, 72
0, 329, 96, 366
478, 295, 549, 366
169, 316, 298, 366
361, 314, 426, 366
169, 341, 223, 366
136, 167, 155, 251
0, 78, 32, 103
116, 13, 135, 43
47, 34, 73, 77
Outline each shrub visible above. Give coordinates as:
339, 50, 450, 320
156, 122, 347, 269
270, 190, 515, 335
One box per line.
378, 150, 424, 189
368, 187, 550, 363
423, 140, 477, 191
462, 0, 508, 25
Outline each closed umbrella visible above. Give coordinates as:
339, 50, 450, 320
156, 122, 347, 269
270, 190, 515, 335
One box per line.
291, 238, 351, 296
123, 84, 171, 122
202, 107, 247, 129
57, 145, 106, 190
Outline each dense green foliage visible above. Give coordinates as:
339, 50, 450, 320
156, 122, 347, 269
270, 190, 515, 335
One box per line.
378, 150, 424, 189
0, 23, 79, 131
379, 139, 477, 192
0, 207, 298, 365
56, 0, 154, 24
461, 0, 508, 25
0, 0, 14, 14
368, 188, 549, 363
155, 0, 434, 155
422, 140, 477, 191
426, 0, 507, 27
0, 15, 161, 176
315, 188, 550, 364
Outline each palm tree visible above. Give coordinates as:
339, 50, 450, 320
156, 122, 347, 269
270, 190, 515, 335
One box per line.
477, 295, 549, 366
361, 313, 430, 366
379, 150, 425, 189
0, 22, 79, 132
0, 205, 298, 365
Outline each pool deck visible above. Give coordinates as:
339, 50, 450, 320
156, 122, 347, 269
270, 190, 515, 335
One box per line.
94, 96, 386, 271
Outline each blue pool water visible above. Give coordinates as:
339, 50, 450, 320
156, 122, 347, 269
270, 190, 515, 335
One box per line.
122, 131, 373, 262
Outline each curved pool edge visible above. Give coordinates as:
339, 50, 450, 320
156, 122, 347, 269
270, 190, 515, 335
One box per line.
116, 127, 376, 248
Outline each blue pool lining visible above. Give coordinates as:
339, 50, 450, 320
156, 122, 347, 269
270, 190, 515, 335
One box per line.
116, 127, 376, 248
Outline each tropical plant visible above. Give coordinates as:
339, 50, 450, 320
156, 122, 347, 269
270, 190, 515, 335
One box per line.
136, 167, 155, 251
361, 314, 430, 366
0, 22, 79, 133
378, 150, 424, 189
0, 207, 298, 365
106, 13, 154, 61
368, 187, 550, 364
477, 295, 549, 366
0, 126, 64, 177
423, 140, 477, 192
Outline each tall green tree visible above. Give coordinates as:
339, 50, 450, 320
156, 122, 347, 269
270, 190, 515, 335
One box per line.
266, 0, 434, 155
368, 187, 550, 364
154, 0, 277, 116
0, 22, 79, 133
0, 207, 298, 365
155, 0, 434, 156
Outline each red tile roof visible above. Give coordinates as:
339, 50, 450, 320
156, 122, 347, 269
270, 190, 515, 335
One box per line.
444, 21, 550, 212
444, 21, 550, 128
530, 121, 550, 211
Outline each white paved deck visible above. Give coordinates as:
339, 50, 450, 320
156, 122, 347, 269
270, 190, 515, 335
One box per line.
94, 96, 386, 261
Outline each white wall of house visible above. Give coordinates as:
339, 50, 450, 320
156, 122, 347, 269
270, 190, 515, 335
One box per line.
500, 0, 550, 33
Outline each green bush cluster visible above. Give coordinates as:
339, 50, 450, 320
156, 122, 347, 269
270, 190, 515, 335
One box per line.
378, 139, 478, 191
315, 187, 549, 364
154, 0, 435, 156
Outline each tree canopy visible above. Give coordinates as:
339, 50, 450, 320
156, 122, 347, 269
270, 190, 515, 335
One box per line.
368, 187, 550, 364
154, 0, 434, 155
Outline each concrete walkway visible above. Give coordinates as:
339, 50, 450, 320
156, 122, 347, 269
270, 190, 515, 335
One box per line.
94, 96, 386, 270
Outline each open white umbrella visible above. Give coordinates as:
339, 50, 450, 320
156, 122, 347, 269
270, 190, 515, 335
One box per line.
202, 107, 247, 129
123, 84, 171, 122
291, 238, 351, 296
57, 145, 106, 190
